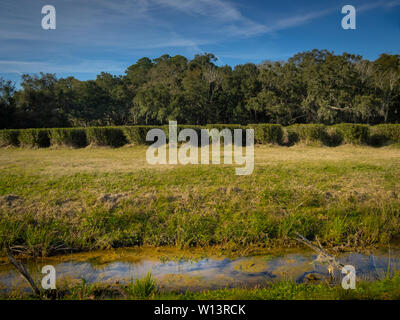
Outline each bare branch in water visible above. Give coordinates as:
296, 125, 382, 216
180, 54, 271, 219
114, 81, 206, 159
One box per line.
6, 244, 41, 296
294, 233, 344, 273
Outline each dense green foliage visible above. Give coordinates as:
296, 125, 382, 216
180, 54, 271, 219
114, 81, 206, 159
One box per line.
287, 124, 327, 145
123, 126, 158, 145
18, 129, 50, 148
249, 124, 283, 144
0, 129, 19, 147
125, 272, 158, 299
86, 127, 127, 147
50, 128, 87, 148
1, 51, 399, 129
371, 124, 400, 145
334, 124, 370, 145
1, 123, 400, 148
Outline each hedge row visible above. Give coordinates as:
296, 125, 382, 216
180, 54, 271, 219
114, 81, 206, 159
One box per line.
334, 124, 370, 145
287, 124, 327, 145
0, 129, 19, 147
370, 124, 400, 146
86, 127, 127, 147
286, 124, 371, 146
18, 129, 51, 148
249, 124, 283, 144
50, 128, 87, 148
0, 124, 399, 148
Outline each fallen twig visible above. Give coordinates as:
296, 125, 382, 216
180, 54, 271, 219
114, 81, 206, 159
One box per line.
5, 244, 41, 296
294, 233, 344, 273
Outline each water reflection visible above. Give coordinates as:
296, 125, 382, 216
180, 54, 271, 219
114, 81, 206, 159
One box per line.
1, 248, 399, 293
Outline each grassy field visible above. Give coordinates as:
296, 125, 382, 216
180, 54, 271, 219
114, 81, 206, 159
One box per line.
1, 145, 400, 257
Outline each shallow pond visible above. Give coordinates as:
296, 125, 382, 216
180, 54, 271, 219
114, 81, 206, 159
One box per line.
1, 247, 399, 293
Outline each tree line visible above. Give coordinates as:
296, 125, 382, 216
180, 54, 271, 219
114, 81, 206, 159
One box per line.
1, 49, 399, 129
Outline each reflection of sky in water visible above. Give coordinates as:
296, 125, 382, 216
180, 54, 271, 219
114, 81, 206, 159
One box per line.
1, 249, 399, 292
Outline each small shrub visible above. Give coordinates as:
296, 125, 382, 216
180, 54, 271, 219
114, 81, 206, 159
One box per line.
324, 127, 344, 147
18, 129, 50, 148
368, 133, 387, 147
249, 124, 283, 144
0, 129, 20, 147
283, 129, 299, 146
86, 127, 126, 147
50, 128, 87, 148
262, 124, 283, 144
370, 124, 400, 145
125, 272, 158, 299
124, 126, 155, 145
334, 124, 369, 145
288, 124, 327, 145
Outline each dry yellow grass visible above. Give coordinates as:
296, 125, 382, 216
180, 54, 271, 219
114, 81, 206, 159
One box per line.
1, 145, 399, 175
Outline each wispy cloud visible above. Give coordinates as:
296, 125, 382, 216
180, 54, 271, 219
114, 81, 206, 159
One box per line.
0, 59, 125, 74
269, 9, 332, 32
359, 0, 400, 11
0, 0, 399, 75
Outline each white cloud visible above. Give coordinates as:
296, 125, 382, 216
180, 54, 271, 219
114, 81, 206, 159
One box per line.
0, 0, 399, 75
359, 0, 400, 11
0, 59, 125, 74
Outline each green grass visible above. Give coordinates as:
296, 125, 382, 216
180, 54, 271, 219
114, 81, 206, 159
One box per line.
1, 145, 400, 256
2, 273, 400, 300
181, 276, 400, 300
125, 272, 159, 299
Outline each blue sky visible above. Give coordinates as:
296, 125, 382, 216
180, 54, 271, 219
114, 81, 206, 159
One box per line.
0, 0, 399, 85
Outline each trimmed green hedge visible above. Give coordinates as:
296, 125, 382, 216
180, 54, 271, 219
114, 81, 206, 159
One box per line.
249, 124, 283, 144
205, 124, 243, 131
334, 124, 370, 145
287, 124, 371, 146
0, 129, 20, 147
18, 129, 50, 148
50, 128, 87, 148
324, 126, 344, 147
287, 124, 326, 145
177, 125, 203, 146
86, 127, 127, 147
124, 126, 160, 145
370, 124, 400, 145
1, 124, 400, 148
123, 125, 203, 145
